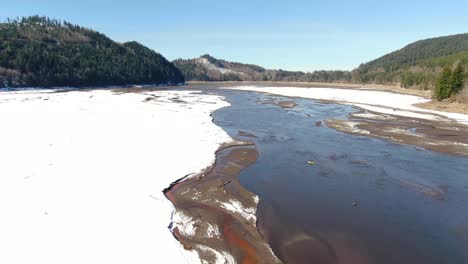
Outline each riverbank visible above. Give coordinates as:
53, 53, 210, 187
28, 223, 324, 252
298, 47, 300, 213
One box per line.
416, 100, 468, 115
165, 141, 281, 264
190, 81, 468, 115
188, 81, 432, 98
0, 89, 232, 264
225, 85, 468, 157
226, 86, 468, 125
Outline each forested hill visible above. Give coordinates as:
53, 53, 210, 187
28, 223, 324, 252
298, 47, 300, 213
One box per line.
355, 33, 468, 89
0, 16, 184, 88
173, 55, 351, 83
175, 34, 468, 92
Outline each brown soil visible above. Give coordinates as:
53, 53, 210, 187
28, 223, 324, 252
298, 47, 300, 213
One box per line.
325, 110, 468, 158
164, 141, 281, 264
276, 101, 297, 109
416, 101, 468, 115
253, 97, 299, 110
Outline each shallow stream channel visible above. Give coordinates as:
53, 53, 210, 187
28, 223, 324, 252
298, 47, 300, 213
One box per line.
206, 88, 468, 264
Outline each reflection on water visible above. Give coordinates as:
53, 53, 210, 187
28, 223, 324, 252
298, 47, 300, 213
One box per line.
210, 89, 468, 264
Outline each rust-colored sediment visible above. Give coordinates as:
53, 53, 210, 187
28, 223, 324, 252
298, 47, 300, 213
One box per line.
164, 141, 281, 264
223, 215, 258, 264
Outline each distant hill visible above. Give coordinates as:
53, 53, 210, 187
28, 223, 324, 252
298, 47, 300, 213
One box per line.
173, 55, 351, 83
175, 34, 468, 92
0, 16, 184, 88
2, 17, 465, 92
356, 33, 468, 89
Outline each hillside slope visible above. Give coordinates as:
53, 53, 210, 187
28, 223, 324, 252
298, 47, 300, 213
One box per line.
173, 55, 351, 83
0, 16, 184, 88
355, 34, 468, 89
175, 34, 468, 93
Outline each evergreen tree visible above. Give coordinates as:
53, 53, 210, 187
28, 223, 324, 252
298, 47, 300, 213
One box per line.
434, 67, 453, 100
451, 63, 465, 94
0, 16, 184, 88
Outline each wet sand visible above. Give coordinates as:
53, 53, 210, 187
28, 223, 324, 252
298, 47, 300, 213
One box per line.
164, 141, 281, 264
276, 101, 297, 109
325, 110, 468, 157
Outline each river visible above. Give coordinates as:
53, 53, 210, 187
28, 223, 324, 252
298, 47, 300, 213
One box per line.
208, 87, 468, 264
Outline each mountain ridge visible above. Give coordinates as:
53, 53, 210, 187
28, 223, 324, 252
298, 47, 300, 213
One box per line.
173, 54, 351, 83
174, 33, 468, 93
0, 16, 184, 88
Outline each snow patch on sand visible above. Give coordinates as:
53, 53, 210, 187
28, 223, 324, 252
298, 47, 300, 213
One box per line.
170, 208, 222, 239
218, 198, 258, 224
351, 112, 397, 120
338, 121, 370, 135
172, 210, 200, 237
205, 223, 221, 239
230, 86, 468, 124
0, 89, 232, 264
353, 104, 443, 121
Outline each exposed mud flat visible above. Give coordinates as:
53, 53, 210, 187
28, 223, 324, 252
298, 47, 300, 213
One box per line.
325, 110, 468, 157
164, 141, 281, 264
253, 97, 298, 109
276, 101, 298, 109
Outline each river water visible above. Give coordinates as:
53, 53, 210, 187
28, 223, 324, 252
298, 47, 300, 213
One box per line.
208, 88, 468, 264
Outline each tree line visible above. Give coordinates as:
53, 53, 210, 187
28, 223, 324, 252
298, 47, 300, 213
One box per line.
433, 63, 465, 100
0, 16, 184, 88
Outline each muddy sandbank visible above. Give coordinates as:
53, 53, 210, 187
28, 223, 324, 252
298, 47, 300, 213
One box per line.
325, 110, 468, 157
164, 141, 281, 264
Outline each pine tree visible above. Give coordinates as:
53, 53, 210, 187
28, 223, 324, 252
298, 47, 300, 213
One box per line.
451, 63, 465, 94
434, 67, 453, 100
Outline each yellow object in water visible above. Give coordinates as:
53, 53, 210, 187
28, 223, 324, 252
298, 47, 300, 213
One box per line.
307, 161, 316, 165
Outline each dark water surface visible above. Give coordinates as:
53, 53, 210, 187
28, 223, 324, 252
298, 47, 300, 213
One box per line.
207, 88, 468, 264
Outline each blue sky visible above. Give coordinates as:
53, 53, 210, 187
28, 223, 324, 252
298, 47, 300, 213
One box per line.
1, 0, 467, 71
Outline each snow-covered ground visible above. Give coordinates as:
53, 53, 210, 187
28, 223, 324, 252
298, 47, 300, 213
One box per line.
229, 86, 468, 124
0, 89, 232, 264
